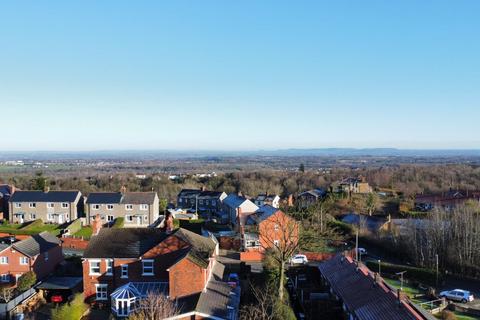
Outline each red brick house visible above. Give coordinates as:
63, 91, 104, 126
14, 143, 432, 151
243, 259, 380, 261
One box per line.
82, 228, 240, 319
0, 232, 63, 284
243, 205, 299, 253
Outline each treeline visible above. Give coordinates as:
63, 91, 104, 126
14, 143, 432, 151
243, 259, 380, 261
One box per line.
2, 164, 480, 202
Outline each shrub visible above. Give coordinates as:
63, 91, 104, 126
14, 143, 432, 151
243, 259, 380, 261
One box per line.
51, 293, 88, 320
441, 310, 457, 320
17, 271, 36, 292
112, 217, 124, 228
274, 301, 296, 320
328, 220, 353, 235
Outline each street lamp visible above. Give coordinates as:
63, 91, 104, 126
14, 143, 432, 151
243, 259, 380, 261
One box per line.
378, 259, 381, 276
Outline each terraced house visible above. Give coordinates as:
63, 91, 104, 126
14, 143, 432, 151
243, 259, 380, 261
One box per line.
86, 191, 159, 226
82, 228, 239, 319
9, 190, 83, 224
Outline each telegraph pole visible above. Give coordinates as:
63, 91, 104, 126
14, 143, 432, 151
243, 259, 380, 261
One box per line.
396, 271, 407, 291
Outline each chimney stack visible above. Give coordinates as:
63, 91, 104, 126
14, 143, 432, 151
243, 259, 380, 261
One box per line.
44, 186, 50, 193
120, 186, 127, 194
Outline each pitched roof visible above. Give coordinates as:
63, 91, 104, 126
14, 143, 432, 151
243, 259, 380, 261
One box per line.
178, 189, 224, 199
223, 194, 248, 208
13, 232, 61, 257
86, 192, 156, 204
83, 228, 217, 269
10, 191, 80, 203
246, 205, 280, 225
299, 188, 326, 198
319, 255, 433, 320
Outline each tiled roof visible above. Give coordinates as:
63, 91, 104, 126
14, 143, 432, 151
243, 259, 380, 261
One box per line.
223, 194, 247, 208
319, 255, 433, 320
13, 231, 61, 257
10, 191, 80, 203
86, 192, 156, 204
178, 189, 224, 199
246, 205, 279, 225
299, 188, 326, 198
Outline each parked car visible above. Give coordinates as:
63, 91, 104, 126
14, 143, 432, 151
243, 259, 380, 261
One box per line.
439, 289, 474, 303
290, 254, 308, 265
227, 273, 240, 288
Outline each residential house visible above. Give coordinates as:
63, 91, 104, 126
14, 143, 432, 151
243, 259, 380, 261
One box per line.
0, 185, 15, 221
222, 194, 259, 226
0, 232, 63, 284
9, 190, 83, 224
414, 190, 480, 212
297, 188, 326, 209
319, 254, 435, 320
86, 192, 159, 226
243, 205, 299, 253
333, 177, 372, 194
82, 228, 239, 319
177, 189, 227, 216
253, 194, 280, 208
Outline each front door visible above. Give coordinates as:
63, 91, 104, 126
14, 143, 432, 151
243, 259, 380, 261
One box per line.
136, 216, 142, 226
58, 214, 64, 224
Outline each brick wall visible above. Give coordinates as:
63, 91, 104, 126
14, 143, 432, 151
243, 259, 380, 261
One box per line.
240, 251, 264, 262
62, 237, 89, 250
168, 258, 206, 299
218, 236, 241, 251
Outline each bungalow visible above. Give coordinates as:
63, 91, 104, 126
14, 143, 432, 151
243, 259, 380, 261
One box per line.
222, 194, 259, 226
0, 232, 64, 284
319, 254, 435, 320
9, 190, 83, 224
85, 191, 159, 226
82, 227, 239, 319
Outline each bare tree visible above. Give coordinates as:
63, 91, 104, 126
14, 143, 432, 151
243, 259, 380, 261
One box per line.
128, 292, 179, 320
0, 286, 14, 303
240, 283, 276, 320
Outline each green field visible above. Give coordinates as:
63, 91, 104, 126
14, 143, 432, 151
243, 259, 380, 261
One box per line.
73, 226, 93, 239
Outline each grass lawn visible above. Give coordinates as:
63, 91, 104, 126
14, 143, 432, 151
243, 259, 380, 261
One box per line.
0, 222, 63, 236
383, 278, 425, 303
434, 312, 480, 320
73, 226, 93, 239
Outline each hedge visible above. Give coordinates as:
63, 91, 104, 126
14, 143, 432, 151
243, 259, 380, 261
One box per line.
63, 219, 81, 234
365, 261, 441, 286
20, 219, 44, 230
112, 217, 124, 228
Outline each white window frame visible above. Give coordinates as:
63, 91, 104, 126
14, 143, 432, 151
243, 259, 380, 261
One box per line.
0, 257, 8, 265
107, 204, 114, 210
47, 202, 54, 208
95, 284, 108, 301
126, 215, 133, 222
47, 213, 54, 221
107, 215, 114, 222
14, 203, 21, 208
29, 203, 36, 208
142, 259, 154, 276
30, 213, 36, 220
89, 259, 101, 275
92, 204, 100, 210
140, 204, 148, 211
106, 259, 113, 275
125, 204, 133, 210
19, 257, 28, 265
61, 202, 69, 208
121, 264, 128, 278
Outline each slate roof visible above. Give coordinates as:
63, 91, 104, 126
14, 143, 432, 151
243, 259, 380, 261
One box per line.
83, 228, 216, 269
178, 189, 224, 199
0, 185, 12, 198
223, 194, 248, 209
319, 255, 433, 320
36, 276, 82, 290
246, 205, 279, 225
13, 232, 61, 257
10, 191, 80, 203
299, 188, 326, 198
86, 192, 156, 204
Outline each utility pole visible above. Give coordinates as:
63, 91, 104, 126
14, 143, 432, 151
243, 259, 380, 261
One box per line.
378, 259, 381, 276
396, 271, 407, 291
436, 254, 439, 289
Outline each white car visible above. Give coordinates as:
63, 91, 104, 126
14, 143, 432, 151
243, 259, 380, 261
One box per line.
439, 289, 474, 303
290, 254, 308, 265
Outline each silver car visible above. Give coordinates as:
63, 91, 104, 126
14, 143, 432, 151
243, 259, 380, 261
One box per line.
439, 289, 474, 303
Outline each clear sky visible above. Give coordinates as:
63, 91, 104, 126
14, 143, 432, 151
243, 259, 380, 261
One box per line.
1, 1, 479, 151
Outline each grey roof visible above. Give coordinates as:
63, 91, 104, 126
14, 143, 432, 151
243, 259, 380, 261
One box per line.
86, 192, 156, 204
0, 185, 12, 198
36, 276, 82, 290
83, 228, 216, 268
13, 232, 61, 257
341, 213, 388, 232
319, 255, 433, 320
10, 191, 80, 203
246, 205, 279, 225
0, 243, 10, 253
223, 194, 248, 209
178, 189, 224, 199
299, 188, 326, 198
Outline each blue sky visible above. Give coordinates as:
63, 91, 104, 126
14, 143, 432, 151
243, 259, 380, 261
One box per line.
1, 1, 479, 151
